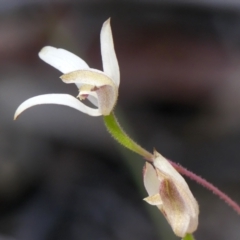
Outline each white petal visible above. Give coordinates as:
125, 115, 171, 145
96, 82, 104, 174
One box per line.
143, 162, 160, 196
100, 19, 120, 86
39, 46, 89, 74
14, 94, 101, 120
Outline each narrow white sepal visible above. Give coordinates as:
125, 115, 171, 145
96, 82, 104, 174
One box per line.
39, 46, 89, 74
100, 18, 120, 86
14, 94, 101, 120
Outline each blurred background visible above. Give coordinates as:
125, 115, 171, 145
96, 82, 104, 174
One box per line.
0, 0, 240, 239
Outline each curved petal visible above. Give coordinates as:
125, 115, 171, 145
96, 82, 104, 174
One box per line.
14, 94, 101, 120
60, 69, 114, 87
100, 19, 120, 86
39, 46, 89, 74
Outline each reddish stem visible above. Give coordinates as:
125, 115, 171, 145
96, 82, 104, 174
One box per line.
169, 160, 240, 215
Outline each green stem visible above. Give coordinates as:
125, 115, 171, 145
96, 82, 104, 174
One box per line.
103, 112, 153, 161
182, 233, 195, 240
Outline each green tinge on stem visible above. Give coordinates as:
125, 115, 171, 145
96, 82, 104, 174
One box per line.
103, 112, 153, 161
182, 233, 195, 240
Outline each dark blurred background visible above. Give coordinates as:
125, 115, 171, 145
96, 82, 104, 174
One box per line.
0, 0, 240, 239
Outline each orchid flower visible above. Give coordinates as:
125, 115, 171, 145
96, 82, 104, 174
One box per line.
14, 18, 119, 120
13, 15, 240, 240
143, 150, 199, 238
